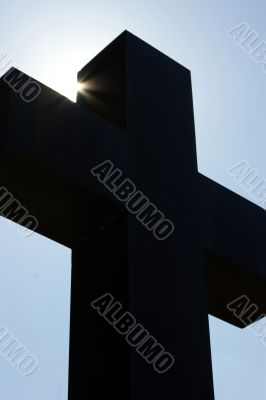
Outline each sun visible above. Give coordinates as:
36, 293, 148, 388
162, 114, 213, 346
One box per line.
46, 65, 81, 103
51, 76, 90, 103
53, 76, 80, 102
41, 51, 94, 103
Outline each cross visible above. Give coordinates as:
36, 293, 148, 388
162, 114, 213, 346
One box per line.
1, 31, 266, 400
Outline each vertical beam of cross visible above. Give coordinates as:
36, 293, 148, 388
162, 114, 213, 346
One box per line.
69, 32, 214, 400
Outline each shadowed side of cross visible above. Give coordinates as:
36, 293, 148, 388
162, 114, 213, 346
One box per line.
1, 31, 266, 400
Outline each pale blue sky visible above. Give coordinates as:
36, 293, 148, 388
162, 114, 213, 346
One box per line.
0, 1, 266, 399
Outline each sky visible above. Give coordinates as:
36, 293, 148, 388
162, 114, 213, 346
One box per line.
0, 1, 266, 399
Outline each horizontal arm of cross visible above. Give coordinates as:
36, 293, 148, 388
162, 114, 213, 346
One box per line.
201, 173, 266, 327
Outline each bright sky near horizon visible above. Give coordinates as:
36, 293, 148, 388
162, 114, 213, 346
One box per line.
0, 1, 266, 399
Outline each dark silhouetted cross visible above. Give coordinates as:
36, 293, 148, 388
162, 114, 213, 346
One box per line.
1, 31, 266, 400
